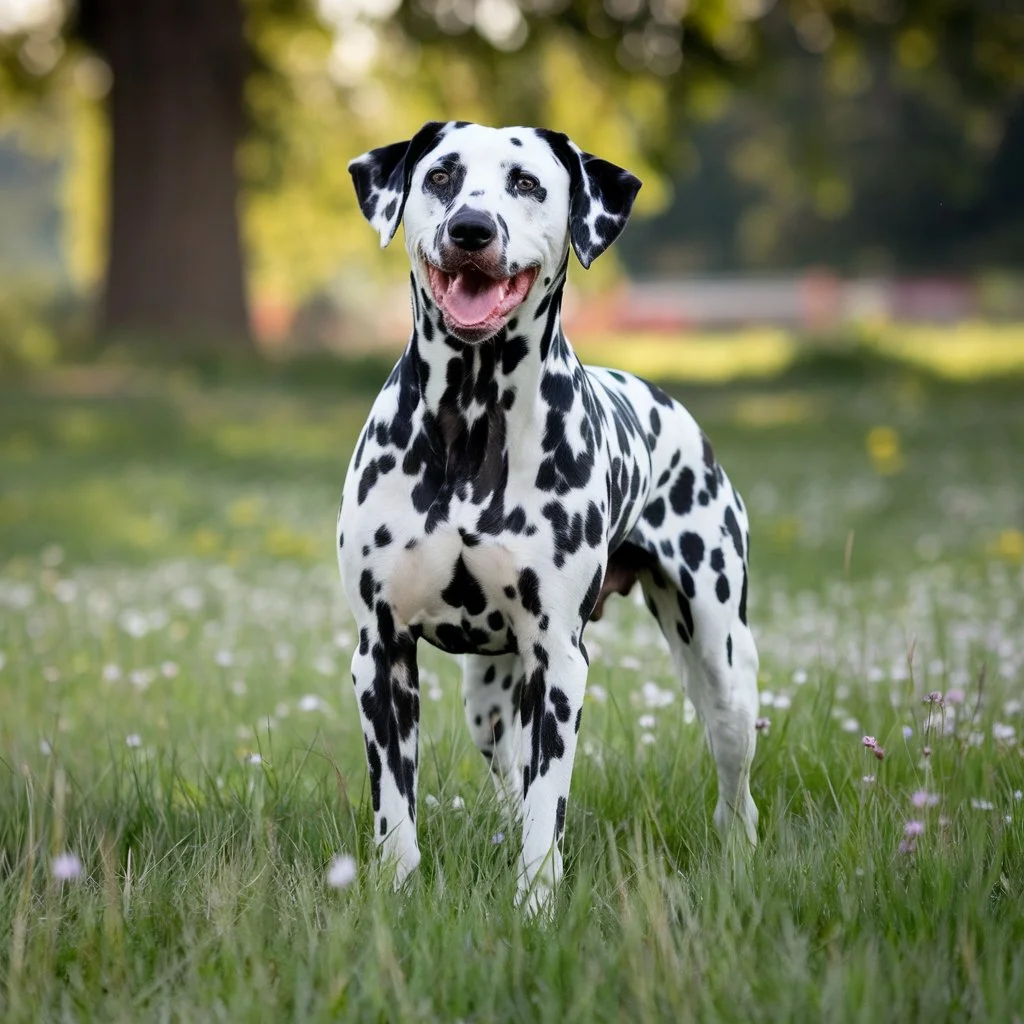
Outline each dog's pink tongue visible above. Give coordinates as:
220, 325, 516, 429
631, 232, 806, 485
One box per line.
445, 271, 504, 326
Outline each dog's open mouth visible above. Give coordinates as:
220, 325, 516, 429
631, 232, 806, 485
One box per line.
427, 263, 538, 336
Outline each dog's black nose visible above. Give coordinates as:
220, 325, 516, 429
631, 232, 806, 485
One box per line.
447, 209, 496, 251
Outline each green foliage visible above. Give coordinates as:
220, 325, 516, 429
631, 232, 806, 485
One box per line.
1, 0, 1023, 306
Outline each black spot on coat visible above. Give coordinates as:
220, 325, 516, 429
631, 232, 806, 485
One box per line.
518, 568, 543, 616
669, 467, 695, 516
441, 555, 487, 616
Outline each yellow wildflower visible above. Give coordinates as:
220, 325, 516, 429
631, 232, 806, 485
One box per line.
866, 426, 904, 475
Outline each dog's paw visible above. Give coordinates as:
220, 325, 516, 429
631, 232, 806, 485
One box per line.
375, 844, 422, 892
515, 846, 561, 918
714, 794, 759, 850
515, 877, 556, 920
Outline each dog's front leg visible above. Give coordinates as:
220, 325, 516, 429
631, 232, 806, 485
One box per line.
350, 610, 422, 887
516, 638, 588, 913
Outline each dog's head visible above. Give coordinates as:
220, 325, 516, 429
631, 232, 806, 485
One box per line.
349, 121, 642, 344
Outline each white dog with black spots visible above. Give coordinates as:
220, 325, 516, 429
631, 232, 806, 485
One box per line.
338, 121, 760, 912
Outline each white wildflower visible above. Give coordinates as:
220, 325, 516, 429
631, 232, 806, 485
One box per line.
640, 681, 674, 708
313, 653, 335, 676
119, 610, 149, 638
176, 586, 204, 611
129, 669, 154, 689
326, 854, 357, 889
41, 544, 65, 567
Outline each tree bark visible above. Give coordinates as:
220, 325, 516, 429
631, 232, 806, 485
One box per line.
78, 0, 253, 350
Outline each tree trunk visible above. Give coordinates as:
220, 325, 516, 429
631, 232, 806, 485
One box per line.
79, 0, 253, 351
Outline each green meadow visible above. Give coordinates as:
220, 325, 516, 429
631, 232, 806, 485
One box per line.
1, 354, 1022, 1021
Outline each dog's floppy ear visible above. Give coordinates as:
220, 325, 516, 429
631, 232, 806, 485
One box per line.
348, 121, 448, 247
535, 128, 642, 269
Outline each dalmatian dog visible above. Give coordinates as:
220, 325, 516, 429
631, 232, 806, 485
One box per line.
338, 121, 759, 911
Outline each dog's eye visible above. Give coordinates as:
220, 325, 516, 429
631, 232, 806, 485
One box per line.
428, 169, 450, 186
515, 174, 539, 193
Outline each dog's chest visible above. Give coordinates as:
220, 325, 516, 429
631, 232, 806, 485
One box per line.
383, 516, 533, 653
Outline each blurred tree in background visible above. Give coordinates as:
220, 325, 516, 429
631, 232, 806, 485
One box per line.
0, 0, 1021, 349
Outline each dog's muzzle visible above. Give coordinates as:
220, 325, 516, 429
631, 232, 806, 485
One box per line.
425, 221, 538, 343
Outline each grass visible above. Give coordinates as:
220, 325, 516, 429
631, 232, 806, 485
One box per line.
1, 360, 1023, 1021
503, 321, 1024, 384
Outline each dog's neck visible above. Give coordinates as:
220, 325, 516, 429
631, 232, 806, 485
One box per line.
405, 262, 576, 449
392, 261, 591, 534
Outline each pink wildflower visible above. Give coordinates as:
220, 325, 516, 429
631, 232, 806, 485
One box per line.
51, 852, 83, 881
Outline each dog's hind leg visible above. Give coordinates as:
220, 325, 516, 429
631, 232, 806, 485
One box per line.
462, 653, 524, 820
697, 619, 760, 845
641, 569, 760, 846
350, 606, 422, 886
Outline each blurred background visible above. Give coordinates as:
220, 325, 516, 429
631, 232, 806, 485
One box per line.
0, 0, 1022, 577
0, 0, 1022, 375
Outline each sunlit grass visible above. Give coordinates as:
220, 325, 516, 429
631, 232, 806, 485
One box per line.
573, 321, 1024, 383
575, 327, 794, 382
881, 321, 1024, 380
